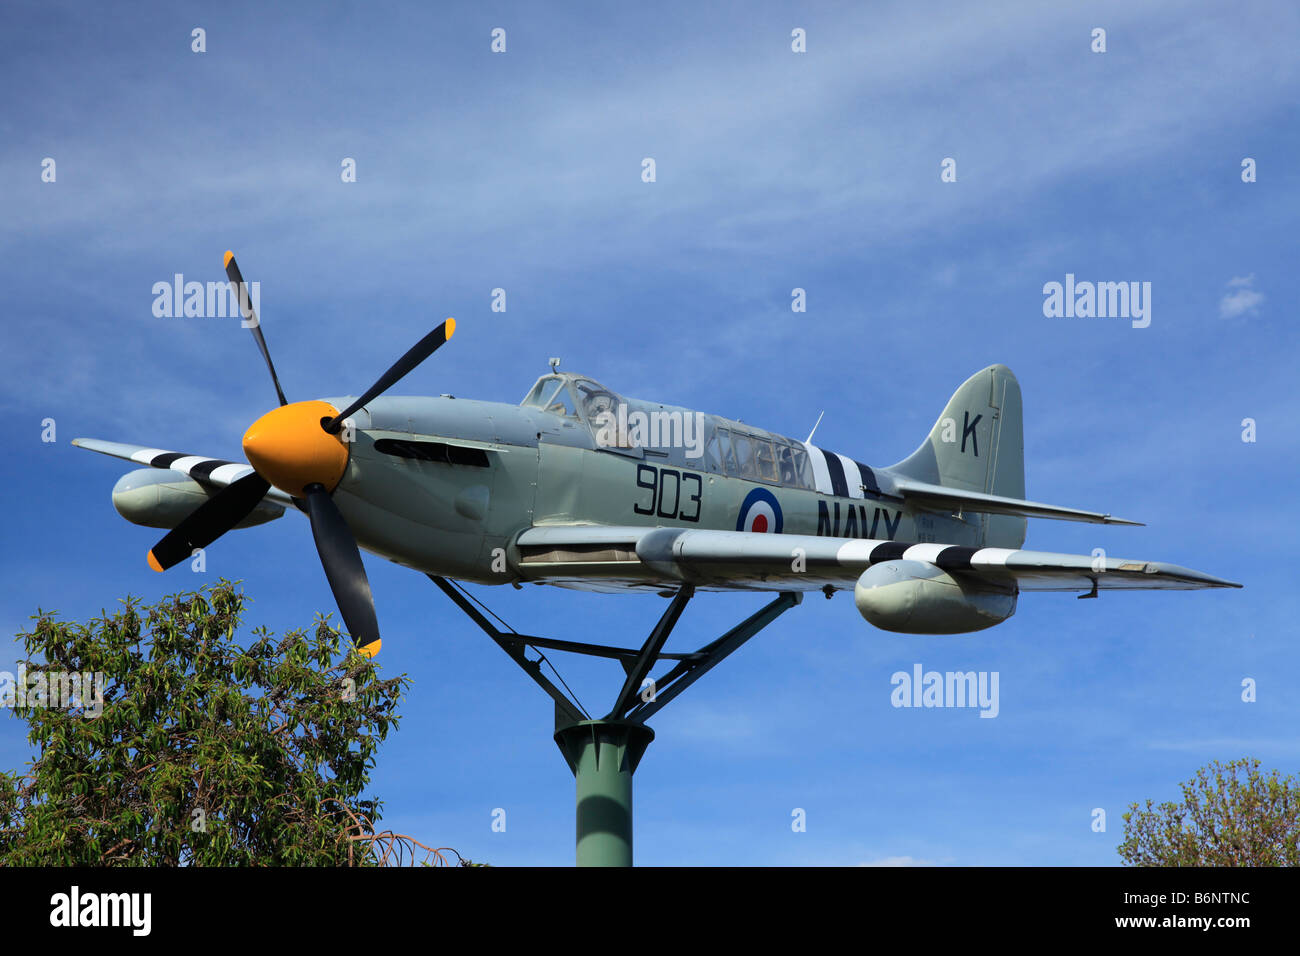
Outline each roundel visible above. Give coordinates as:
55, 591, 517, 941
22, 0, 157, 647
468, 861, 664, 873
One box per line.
736, 487, 783, 534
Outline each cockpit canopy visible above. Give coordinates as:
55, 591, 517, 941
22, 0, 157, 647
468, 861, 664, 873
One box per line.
521, 374, 611, 420
521, 373, 815, 490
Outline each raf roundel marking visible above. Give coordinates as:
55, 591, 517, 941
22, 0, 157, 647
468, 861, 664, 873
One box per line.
736, 487, 783, 534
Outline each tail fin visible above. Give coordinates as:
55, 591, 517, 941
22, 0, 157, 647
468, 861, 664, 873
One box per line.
888, 364, 1026, 548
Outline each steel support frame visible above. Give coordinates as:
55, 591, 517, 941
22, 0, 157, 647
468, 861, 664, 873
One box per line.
430, 574, 802, 865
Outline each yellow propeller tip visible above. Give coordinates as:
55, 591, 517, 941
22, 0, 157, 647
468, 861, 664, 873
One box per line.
359, 639, 381, 659
445, 317, 456, 339
146, 551, 163, 573
223, 250, 234, 267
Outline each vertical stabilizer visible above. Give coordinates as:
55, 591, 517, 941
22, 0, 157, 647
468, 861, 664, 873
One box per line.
887, 365, 1026, 548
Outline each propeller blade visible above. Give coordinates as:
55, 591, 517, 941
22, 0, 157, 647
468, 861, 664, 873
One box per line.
224, 251, 289, 408
147, 471, 272, 572
324, 319, 455, 433
303, 483, 381, 657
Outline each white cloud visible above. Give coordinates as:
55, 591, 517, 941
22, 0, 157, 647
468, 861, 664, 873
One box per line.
1219, 274, 1264, 318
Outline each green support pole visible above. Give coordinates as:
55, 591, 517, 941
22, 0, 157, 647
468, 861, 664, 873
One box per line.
554, 719, 655, 867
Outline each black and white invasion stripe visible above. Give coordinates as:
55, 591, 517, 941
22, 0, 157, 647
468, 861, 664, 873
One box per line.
127, 448, 257, 486
803, 442, 881, 498
833, 539, 1017, 571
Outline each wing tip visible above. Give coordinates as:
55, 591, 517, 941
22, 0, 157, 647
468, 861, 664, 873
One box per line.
1104, 516, 1145, 527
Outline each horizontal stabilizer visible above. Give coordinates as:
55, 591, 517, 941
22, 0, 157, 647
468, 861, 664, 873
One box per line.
885, 476, 1143, 526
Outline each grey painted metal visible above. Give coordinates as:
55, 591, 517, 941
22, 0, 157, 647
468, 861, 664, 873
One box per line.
886, 476, 1142, 525
630, 527, 1240, 591
111, 468, 284, 530
75, 362, 1239, 620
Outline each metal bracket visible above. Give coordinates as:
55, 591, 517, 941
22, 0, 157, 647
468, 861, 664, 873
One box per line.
606, 584, 693, 719
622, 590, 802, 724
432, 575, 801, 727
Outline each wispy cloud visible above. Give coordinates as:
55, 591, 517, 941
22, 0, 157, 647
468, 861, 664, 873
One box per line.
1219, 274, 1264, 318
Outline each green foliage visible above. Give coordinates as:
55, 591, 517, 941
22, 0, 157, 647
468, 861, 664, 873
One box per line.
0, 580, 409, 866
1119, 757, 1300, 866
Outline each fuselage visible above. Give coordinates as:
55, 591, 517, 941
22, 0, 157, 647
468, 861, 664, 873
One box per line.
318, 373, 983, 589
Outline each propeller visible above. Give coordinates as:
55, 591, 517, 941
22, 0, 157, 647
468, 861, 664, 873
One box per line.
304, 483, 379, 650
224, 250, 288, 408
323, 319, 454, 433
147, 471, 271, 572
146, 251, 457, 658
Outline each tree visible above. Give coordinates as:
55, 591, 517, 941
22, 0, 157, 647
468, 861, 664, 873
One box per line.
1118, 757, 1300, 866
0, 580, 411, 865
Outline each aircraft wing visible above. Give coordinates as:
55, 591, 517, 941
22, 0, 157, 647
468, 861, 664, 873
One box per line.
71, 438, 295, 505
514, 526, 1241, 593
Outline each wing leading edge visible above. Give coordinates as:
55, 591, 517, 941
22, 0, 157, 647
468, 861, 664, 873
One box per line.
514, 526, 1241, 593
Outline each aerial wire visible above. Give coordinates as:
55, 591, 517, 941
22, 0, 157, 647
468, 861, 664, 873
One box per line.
448, 580, 592, 720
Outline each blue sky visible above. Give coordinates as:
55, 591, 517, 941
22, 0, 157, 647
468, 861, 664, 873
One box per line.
2, 0, 1297, 865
